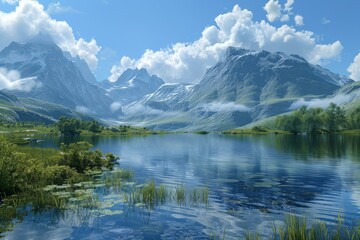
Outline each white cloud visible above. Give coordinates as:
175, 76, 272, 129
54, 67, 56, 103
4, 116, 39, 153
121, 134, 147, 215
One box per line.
321, 18, 330, 25
109, 56, 135, 82
110, 101, 122, 112
280, 14, 290, 22
1, 0, 18, 4
265, 0, 295, 23
290, 95, 354, 109
75, 106, 92, 114
0, 0, 100, 70
201, 102, 250, 112
348, 53, 360, 81
0, 67, 41, 91
294, 15, 304, 26
124, 104, 164, 116
123, 103, 165, 116
46, 2, 77, 15
284, 0, 294, 12
264, 0, 281, 22
309, 41, 342, 64
110, 5, 343, 83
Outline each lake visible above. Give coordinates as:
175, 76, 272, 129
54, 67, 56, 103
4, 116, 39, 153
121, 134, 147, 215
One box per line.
4, 134, 360, 239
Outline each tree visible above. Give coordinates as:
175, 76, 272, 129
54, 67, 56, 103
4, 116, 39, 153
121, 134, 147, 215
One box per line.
349, 107, 360, 129
324, 103, 347, 132
302, 108, 325, 133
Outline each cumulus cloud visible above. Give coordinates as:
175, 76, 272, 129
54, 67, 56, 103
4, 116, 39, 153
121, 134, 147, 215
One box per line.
264, 0, 281, 22
110, 5, 343, 83
280, 14, 290, 22
0, 67, 41, 91
201, 102, 250, 112
0, 0, 100, 70
264, 0, 295, 23
109, 57, 135, 82
294, 15, 304, 26
284, 0, 294, 12
347, 53, 360, 81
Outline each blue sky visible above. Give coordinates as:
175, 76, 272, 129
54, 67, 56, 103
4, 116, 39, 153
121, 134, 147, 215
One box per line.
1, 0, 360, 82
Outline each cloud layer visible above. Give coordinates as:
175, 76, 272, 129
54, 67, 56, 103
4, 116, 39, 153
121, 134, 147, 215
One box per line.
348, 53, 360, 81
0, 0, 100, 70
201, 102, 250, 112
0, 67, 41, 91
110, 5, 342, 83
290, 93, 358, 109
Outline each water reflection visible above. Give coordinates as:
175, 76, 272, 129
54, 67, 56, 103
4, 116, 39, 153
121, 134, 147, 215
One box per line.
8, 134, 360, 239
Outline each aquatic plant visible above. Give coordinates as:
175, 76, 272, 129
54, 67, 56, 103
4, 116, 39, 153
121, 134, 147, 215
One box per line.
126, 180, 209, 210
244, 214, 360, 240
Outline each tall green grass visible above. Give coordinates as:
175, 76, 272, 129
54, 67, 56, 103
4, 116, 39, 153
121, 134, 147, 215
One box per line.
126, 180, 209, 210
245, 214, 360, 240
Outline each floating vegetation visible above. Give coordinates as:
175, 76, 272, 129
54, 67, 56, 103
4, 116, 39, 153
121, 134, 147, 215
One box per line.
103, 169, 133, 191
0, 165, 209, 237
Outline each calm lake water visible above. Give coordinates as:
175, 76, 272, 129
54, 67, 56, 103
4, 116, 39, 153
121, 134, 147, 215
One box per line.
4, 134, 360, 239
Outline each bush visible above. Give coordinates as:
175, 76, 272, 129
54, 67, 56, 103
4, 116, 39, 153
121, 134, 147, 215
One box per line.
59, 142, 114, 173
0, 137, 116, 197
44, 166, 82, 185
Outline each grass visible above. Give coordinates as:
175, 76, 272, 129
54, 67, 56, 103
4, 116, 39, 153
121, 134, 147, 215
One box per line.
339, 129, 360, 135
125, 180, 209, 210
78, 126, 167, 136
223, 126, 290, 135
0, 123, 169, 138
103, 169, 133, 190
244, 214, 360, 240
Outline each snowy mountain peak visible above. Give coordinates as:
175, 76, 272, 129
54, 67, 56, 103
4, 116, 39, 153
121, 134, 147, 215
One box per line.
224, 47, 253, 59
97, 68, 165, 106
115, 68, 164, 86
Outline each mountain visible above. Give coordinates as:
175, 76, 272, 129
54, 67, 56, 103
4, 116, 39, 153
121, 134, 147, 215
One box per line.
0, 90, 85, 124
120, 47, 353, 131
63, 51, 97, 85
0, 39, 355, 131
0, 39, 119, 118
98, 68, 165, 105
189, 47, 350, 109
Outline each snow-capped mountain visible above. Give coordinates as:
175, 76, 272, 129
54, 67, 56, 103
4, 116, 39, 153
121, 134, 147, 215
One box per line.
63, 51, 97, 85
0, 40, 356, 130
0, 38, 118, 118
98, 68, 165, 105
120, 47, 353, 131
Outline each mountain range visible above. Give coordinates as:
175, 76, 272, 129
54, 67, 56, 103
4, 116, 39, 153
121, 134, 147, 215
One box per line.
0, 37, 357, 131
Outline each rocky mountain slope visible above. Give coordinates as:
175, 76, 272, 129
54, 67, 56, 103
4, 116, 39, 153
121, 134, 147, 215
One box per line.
0, 90, 84, 123
0, 38, 118, 118
98, 68, 165, 105
119, 47, 353, 131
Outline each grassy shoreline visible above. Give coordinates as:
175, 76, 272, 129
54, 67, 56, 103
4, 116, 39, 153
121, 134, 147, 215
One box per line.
223, 126, 360, 136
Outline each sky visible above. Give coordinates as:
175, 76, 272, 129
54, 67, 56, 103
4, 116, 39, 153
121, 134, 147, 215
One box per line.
0, 0, 360, 83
